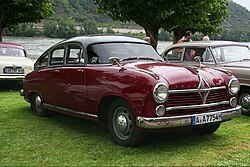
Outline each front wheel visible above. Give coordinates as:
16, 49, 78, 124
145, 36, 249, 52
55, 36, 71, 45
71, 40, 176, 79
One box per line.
108, 99, 144, 146
238, 88, 250, 116
31, 93, 50, 117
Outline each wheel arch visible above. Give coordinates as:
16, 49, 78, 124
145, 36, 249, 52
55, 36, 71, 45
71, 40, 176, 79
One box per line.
97, 95, 134, 123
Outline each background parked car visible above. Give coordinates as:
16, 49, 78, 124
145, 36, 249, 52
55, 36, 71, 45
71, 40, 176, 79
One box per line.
162, 41, 250, 115
21, 36, 241, 146
0, 42, 33, 81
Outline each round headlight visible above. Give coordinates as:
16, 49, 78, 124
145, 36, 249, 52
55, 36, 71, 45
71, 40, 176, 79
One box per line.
228, 78, 240, 95
153, 83, 169, 103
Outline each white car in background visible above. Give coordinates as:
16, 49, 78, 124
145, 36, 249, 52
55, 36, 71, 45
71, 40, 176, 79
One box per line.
0, 42, 33, 80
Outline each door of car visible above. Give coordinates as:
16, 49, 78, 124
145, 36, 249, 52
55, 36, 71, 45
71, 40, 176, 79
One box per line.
40, 45, 65, 106
58, 43, 88, 113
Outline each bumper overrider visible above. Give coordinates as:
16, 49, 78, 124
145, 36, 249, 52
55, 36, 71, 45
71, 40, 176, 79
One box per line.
136, 105, 242, 129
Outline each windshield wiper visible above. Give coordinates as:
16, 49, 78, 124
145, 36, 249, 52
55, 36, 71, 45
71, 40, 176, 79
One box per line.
138, 57, 156, 61
121, 57, 138, 61
241, 58, 250, 61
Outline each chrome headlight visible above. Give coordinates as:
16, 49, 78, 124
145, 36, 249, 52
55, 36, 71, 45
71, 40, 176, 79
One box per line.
153, 83, 169, 103
228, 78, 240, 95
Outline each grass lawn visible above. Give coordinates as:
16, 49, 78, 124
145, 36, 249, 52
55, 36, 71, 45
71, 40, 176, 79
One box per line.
0, 84, 250, 166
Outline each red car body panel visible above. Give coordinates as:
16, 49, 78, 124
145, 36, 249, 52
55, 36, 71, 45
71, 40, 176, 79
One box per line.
22, 36, 241, 133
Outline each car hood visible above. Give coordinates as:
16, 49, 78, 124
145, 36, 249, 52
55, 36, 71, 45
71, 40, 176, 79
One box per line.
0, 56, 33, 66
222, 61, 250, 69
125, 61, 225, 90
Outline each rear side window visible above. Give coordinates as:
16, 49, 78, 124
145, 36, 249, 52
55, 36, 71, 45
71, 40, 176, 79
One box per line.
50, 46, 65, 66
184, 48, 206, 62
35, 54, 49, 70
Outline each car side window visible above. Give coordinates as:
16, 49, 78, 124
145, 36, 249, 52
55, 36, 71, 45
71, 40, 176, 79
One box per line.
184, 48, 206, 62
87, 46, 102, 64
66, 44, 82, 65
50, 46, 65, 66
203, 49, 215, 64
35, 54, 49, 70
164, 48, 183, 62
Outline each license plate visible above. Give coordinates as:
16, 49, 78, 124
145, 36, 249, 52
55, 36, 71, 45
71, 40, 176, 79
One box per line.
3, 67, 24, 74
192, 113, 222, 125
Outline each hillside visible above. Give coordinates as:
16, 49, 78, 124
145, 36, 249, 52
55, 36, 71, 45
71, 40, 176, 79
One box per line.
47, 0, 250, 30
49, 0, 138, 28
223, 1, 250, 29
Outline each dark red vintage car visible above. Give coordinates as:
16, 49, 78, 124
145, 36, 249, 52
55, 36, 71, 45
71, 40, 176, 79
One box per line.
21, 36, 241, 146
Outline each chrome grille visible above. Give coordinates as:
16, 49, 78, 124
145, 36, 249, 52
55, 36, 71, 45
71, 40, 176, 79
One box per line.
164, 88, 231, 116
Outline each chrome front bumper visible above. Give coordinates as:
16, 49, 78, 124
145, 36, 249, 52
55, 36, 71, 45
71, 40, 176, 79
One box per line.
136, 105, 242, 129
0, 74, 25, 80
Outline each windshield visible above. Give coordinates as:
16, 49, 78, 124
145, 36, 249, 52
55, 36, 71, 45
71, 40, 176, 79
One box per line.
211, 46, 250, 63
0, 47, 25, 57
88, 42, 163, 64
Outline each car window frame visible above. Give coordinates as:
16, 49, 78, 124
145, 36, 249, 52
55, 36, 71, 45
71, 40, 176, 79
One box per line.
163, 47, 185, 62
48, 44, 66, 67
202, 47, 217, 65
34, 52, 50, 70
64, 42, 85, 67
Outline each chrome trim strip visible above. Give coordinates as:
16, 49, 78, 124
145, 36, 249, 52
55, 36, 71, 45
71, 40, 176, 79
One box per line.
165, 101, 229, 112
136, 105, 241, 129
169, 86, 226, 94
43, 103, 98, 118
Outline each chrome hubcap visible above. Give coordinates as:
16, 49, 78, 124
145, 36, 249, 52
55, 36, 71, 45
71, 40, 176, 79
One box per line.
116, 115, 128, 133
113, 107, 132, 140
35, 95, 42, 110
239, 93, 250, 110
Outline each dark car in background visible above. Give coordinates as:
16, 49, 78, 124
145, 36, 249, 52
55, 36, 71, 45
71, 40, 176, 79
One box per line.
162, 41, 250, 115
21, 36, 241, 146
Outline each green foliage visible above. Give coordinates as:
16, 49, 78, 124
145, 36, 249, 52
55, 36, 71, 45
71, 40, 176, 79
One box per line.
44, 19, 78, 38
0, 0, 54, 41
106, 27, 115, 34
211, 28, 250, 42
3, 24, 41, 37
95, 0, 229, 47
82, 20, 100, 34
158, 29, 173, 41
44, 19, 102, 38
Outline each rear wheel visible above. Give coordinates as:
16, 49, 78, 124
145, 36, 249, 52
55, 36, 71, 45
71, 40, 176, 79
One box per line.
238, 88, 250, 116
31, 93, 49, 116
108, 99, 144, 146
193, 123, 220, 135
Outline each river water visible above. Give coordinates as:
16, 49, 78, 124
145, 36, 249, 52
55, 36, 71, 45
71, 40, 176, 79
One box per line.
3, 36, 172, 61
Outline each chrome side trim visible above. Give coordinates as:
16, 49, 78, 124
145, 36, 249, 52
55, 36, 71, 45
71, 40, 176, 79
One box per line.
136, 105, 241, 129
165, 101, 229, 112
169, 86, 226, 94
43, 103, 98, 118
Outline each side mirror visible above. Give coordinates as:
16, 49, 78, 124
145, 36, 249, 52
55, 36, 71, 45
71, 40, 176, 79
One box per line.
109, 57, 120, 65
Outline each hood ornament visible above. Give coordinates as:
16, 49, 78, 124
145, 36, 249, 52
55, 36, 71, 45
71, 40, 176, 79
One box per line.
198, 75, 210, 104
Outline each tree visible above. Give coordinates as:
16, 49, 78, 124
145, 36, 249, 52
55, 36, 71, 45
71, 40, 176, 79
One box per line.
164, 0, 229, 43
95, 0, 228, 48
0, 0, 54, 41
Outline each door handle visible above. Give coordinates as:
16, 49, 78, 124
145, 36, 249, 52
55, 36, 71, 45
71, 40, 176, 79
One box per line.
77, 69, 84, 72
54, 69, 59, 73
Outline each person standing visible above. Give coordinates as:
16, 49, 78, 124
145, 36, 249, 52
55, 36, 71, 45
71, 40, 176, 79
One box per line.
177, 30, 192, 44
202, 35, 210, 41
145, 36, 151, 43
